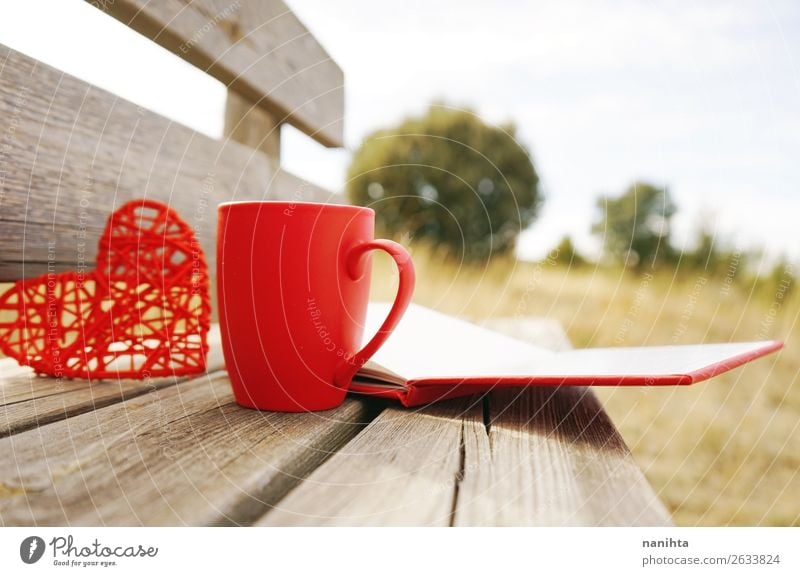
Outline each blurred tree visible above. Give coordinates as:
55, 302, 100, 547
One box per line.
682, 225, 724, 272
592, 181, 676, 271
347, 104, 541, 262
681, 224, 746, 276
551, 235, 588, 267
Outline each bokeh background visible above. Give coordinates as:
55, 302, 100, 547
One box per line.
1, 0, 798, 525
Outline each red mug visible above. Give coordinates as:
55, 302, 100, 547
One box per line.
217, 201, 415, 412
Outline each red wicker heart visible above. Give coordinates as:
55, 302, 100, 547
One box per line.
0, 200, 211, 379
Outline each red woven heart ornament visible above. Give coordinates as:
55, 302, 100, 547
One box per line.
0, 200, 211, 379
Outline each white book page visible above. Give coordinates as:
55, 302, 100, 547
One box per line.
364, 303, 776, 382
363, 303, 555, 380
534, 342, 774, 376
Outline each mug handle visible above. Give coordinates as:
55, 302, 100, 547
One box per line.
333, 239, 416, 388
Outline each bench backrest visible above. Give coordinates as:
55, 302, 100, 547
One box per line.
0, 0, 344, 295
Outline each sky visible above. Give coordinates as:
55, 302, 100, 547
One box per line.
1, 0, 798, 261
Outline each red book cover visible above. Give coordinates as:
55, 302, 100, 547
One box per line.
350, 304, 783, 407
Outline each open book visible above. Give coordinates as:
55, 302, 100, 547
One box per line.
350, 303, 783, 407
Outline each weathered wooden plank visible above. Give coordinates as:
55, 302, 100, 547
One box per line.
258, 397, 484, 526
454, 387, 672, 526
0, 327, 223, 438
0, 371, 377, 526
225, 90, 281, 160
258, 318, 671, 526
87, 0, 344, 147
456, 319, 671, 525
0, 44, 340, 281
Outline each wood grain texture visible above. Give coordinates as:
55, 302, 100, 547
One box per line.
0, 327, 224, 438
454, 387, 672, 526
458, 319, 671, 525
257, 318, 672, 526
257, 396, 485, 526
0, 371, 376, 526
87, 0, 344, 147
225, 90, 281, 160
0, 44, 341, 282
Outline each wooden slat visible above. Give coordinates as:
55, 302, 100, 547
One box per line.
257, 319, 672, 526
458, 318, 670, 524
87, 0, 344, 147
258, 389, 670, 526
454, 388, 672, 526
0, 44, 340, 281
0, 371, 377, 526
258, 397, 483, 526
225, 91, 281, 160
0, 327, 224, 438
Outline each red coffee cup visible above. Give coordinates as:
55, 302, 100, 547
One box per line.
217, 201, 415, 412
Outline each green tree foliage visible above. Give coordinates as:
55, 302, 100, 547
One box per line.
551, 235, 587, 267
347, 105, 541, 262
685, 226, 721, 271
592, 181, 676, 271
681, 225, 746, 276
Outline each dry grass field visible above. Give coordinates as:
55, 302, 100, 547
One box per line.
371, 248, 799, 526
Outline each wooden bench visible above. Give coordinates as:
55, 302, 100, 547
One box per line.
0, 0, 671, 526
